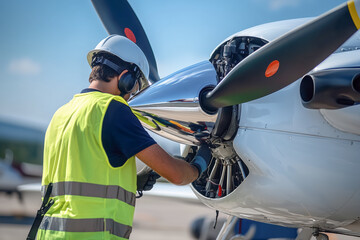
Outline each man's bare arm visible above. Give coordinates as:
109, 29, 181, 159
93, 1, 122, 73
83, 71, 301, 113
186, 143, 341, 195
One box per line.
136, 144, 199, 185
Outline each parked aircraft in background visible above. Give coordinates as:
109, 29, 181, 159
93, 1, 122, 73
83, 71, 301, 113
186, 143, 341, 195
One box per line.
0, 119, 44, 165
91, 0, 360, 239
0, 120, 43, 200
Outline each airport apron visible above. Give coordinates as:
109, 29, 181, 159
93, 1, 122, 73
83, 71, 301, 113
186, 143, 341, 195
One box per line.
38, 91, 137, 240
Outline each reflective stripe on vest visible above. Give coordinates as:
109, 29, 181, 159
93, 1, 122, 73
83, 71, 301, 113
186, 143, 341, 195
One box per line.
39, 216, 132, 239
41, 182, 136, 207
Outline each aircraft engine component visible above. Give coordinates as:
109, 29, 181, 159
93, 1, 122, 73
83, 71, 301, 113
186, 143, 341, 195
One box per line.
210, 37, 267, 82
192, 140, 249, 198
190, 37, 268, 199
300, 68, 360, 109
188, 37, 264, 198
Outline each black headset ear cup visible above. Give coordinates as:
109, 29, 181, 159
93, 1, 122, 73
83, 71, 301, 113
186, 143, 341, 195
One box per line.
118, 72, 137, 96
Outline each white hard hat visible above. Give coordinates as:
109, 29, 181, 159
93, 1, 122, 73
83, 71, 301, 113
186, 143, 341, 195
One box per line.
87, 34, 150, 87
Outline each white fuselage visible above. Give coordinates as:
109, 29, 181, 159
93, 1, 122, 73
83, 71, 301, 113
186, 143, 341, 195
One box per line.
193, 77, 360, 230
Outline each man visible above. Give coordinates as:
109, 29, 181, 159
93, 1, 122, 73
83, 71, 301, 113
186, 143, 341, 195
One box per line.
32, 35, 211, 240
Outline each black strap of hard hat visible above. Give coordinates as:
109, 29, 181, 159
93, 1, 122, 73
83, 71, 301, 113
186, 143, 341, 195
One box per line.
91, 55, 143, 91
91, 55, 143, 84
91, 55, 126, 74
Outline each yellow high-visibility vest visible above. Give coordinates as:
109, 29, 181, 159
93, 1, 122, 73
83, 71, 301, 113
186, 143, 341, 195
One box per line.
38, 91, 137, 240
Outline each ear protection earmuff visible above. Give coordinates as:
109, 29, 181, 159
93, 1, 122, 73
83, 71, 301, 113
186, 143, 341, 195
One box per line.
91, 55, 141, 97
117, 65, 141, 97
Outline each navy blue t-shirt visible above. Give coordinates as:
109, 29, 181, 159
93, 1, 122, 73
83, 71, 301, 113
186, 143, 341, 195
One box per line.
81, 88, 156, 167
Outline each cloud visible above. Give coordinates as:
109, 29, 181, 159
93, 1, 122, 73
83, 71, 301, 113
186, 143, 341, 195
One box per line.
268, 0, 300, 11
8, 58, 41, 76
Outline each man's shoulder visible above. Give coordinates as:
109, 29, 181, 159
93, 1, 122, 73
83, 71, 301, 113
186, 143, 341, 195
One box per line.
104, 99, 134, 123
111, 95, 129, 106
108, 98, 131, 111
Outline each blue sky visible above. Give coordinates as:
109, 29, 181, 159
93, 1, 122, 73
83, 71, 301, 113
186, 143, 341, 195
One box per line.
0, 0, 346, 129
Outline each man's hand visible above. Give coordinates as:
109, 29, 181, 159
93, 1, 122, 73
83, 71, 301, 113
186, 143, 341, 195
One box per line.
191, 144, 212, 178
137, 169, 160, 191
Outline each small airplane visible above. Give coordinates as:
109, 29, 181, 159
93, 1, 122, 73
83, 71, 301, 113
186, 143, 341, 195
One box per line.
91, 0, 360, 239
0, 149, 24, 200
0, 120, 43, 201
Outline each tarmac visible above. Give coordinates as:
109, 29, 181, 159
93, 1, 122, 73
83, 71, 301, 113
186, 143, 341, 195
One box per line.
2, 188, 358, 240
0, 188, 218, 240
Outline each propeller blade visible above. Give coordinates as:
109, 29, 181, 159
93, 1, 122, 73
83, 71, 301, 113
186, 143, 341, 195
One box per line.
202, 1, 360, 111
91, 0, 160, 83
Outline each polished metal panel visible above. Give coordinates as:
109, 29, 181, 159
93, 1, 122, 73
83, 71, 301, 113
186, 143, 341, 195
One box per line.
129, 61, 219, 145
